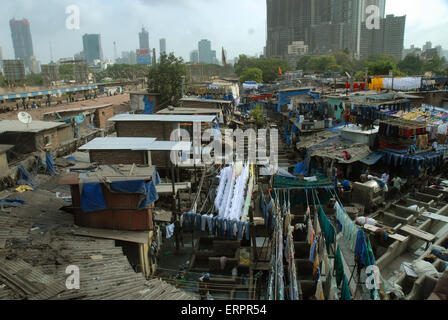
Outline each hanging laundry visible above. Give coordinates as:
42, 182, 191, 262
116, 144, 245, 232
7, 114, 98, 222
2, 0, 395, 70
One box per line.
166, 224, 175, 239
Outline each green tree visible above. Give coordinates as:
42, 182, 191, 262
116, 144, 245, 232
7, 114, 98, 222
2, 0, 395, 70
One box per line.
147, 53, 188, 106
365, 55, 402, 76
240, 67, 263, 83
25, 73, 43, 86
250, 105, 266, 127
97, 64, 150, 81
398, 55, 424, 75
423, 54, 447, 75
0, 72, 6, 87
234, 55, 289, 83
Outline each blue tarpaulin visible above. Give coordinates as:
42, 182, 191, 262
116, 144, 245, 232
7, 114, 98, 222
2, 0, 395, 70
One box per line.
17, 164, 34, 187
81, 183, 107, 213
143, 96, 155, 114
1, 198, 25, 208
277, 88, 311, 112
110, 180, 146, 193
46, 151, 56, 176
359, 152, 383, 166
294, 162, 305, 175
140, 181, 159, 208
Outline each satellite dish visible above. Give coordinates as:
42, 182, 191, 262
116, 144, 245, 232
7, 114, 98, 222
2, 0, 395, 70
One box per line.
18, 112, 33, 125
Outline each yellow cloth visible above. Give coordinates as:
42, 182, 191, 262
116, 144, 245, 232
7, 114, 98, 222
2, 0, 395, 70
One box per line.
313, 253, 320, 277
315, 280, 325, 300
15, 185, 33, 193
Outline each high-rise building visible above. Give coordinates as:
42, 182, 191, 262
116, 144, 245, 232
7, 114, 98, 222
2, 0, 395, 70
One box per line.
0, 46, 3, 61
160, 38, 166, 55
139, 27, 150, 50
423, 41, 432, 52
360, 14, 406, 60
82, 34, 103, 66
198, 39, 213, 64
266, 0, 312, 59
2, 59, 26, 82
190, 50, 199, 64
9, 18, 35, 72
383, 14, 406, 59
266, 0, 396, 59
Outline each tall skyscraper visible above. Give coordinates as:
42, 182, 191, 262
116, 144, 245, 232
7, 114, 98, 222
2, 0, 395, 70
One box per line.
360, 14, 406, 60
139, 27, 150, 50
198, 39, 213, 64
190, 50, 199, 64
160, 38, 166, 55
0, 46, 3, 61
9, 18, 34, 72
82, 34, 103, 66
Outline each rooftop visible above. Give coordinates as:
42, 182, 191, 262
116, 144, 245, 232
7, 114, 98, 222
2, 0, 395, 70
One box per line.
79, 137, 191, 151
108, 114, 217, 123
43, 104, 112, 116
180, 97, 233, 104
59, 164, 157, 185
157, 107, 222, 115
0, 120, 66, 134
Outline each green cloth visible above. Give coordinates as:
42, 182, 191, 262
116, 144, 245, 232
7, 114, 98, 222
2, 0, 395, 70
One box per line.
335, 246, 345, 287
318, 206, 335, 254
273, 174, 333, 189
341, 275, 352, 301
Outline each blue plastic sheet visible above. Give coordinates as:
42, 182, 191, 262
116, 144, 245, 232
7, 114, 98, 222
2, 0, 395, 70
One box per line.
17, 164, 34, 187
81, 183, 107, 213
294, 162, 305, 175
46, 151, 56, 176
110, 180, 146, 193
139, 182, 159, 208
143, 96, 155, 114
1, 198, 25, 208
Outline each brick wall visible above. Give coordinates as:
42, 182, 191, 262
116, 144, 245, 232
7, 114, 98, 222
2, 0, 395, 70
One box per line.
150, 150, 170, 168
94, 105, 115, 129
116, 121, 178, 140
57, 125, 74, 144
90, 150, 146, 165
35, 128, 59, 151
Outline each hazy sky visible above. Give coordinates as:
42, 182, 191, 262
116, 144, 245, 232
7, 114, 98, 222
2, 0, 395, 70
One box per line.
1, 0, 448, 64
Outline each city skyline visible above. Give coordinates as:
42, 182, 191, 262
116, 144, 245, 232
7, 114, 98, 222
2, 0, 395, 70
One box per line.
0, 0, 448, 65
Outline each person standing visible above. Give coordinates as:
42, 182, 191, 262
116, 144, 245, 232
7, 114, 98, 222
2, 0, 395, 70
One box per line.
391, 175, 403, 198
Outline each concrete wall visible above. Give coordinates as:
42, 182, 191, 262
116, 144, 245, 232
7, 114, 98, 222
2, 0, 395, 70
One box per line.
89, 150, 146, 165
116, 121, 178, 140
57, 125, 75, 144
0, 152, 8, 173
130, 93, 161, 113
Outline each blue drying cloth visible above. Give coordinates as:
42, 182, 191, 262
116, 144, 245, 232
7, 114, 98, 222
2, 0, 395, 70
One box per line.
110, 180, 146, 193
143, 96, 155, 114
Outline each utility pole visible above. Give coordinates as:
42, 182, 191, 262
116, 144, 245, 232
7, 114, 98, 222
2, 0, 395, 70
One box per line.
365, 67, 369, 91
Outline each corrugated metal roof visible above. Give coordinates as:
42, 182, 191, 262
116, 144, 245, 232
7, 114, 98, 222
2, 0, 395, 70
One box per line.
108, 114, 216, 123
79, 138, 191, 151
180, 97, 233, 104
79, 138, 157, 151
0, 120, 65, 134
148, 141, 192, 151
43, 104, 112, 115
157, 107, 222, 115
